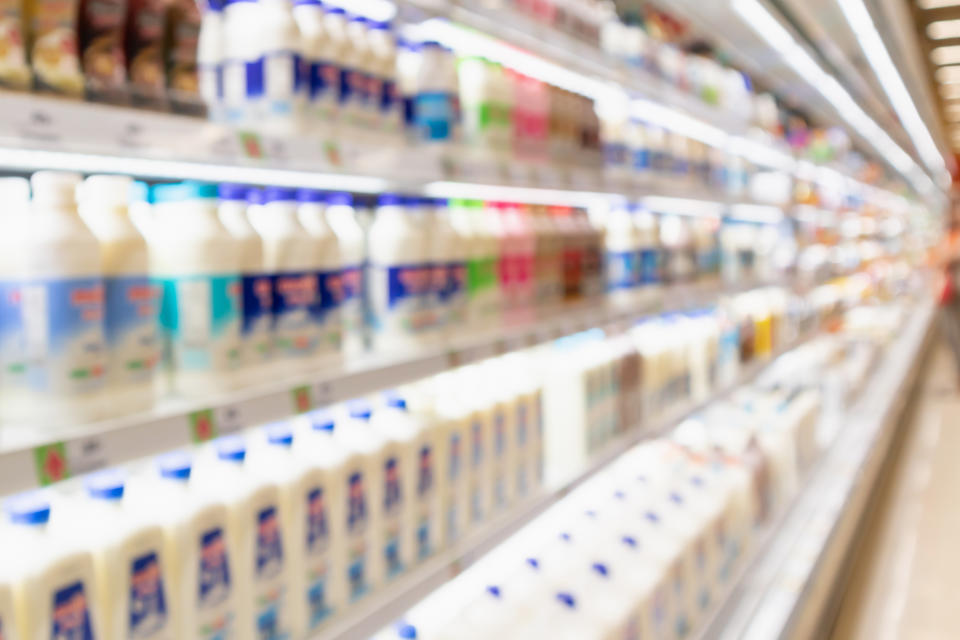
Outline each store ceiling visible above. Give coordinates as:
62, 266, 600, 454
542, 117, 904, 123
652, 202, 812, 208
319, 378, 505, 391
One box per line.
910, 0, 960, 153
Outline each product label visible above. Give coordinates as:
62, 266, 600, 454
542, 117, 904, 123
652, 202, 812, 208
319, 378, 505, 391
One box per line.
517, 403, 529, 448
448, 432, 462, 481
305, 487, 332, 627
104, 276, 158, 385
605, 250, 639, 291
308, 59, 337, 101
471, 420, 484, 467
346, 471, 369, 600
257, 506, 284, 580
441, 261, 467, 321
639, 248, 661, 285
633, 147, 651, 171
255, 506, 288, 640
414, 91, 453, 141
380, 78, 397, 113
311, 269, 344, 349
466, 256, 498, 295
129, 551, 169, 638
241, 274, 273, 361
264, 50, 303, 115
417, 444, 434, 560
367, 263, 432, 336
339, 265, 363, 333
158, 274, 241, 374
20, 277, 106, 394
383, 456, 404, 578
52, 580, 94, 640
270, 271, 318, 358
198, 527, 231, 609
603, 142, 628, 167
0, 279, 25, 390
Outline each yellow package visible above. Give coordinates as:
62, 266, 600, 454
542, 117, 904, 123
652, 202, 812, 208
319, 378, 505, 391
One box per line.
26, 0, 84, 96
0, 0, 30, 88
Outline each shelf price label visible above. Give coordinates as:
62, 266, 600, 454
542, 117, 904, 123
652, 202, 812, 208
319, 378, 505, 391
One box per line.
292, 385, 313, 414
188, 408, 218, 444
33, 442, 70, 486
237, 131, 265, 159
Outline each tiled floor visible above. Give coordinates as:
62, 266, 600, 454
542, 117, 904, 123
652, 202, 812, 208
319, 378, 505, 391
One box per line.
829, 338, 960, 640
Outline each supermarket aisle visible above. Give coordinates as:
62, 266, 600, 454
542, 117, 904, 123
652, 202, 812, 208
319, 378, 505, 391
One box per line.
830, 337, 960, 640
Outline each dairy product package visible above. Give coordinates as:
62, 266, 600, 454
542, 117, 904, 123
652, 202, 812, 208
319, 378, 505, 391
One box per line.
163, 0, 203, 115
125, 0, 168, 109
26, 0, 84, 95
297, 188, 344, 365
0, 0, 29, 89
78, 0, 128, 103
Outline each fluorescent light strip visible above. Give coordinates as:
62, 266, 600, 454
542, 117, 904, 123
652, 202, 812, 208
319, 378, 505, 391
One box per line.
423, 180, 613, 207
836, 0, 947, 177
643, 196, 725, 217
733, 0, 939, 196
0, 147, 392, 193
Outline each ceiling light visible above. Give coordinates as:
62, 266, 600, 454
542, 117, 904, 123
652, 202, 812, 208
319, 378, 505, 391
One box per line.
928, 19, 960, 40
936, 65, 960, 83
918, 0, 960, 9
933, 45, 960, 65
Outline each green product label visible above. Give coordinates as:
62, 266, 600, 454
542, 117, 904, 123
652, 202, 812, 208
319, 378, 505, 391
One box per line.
467, 257, 498, 295
292, 386, 313, 414
158, 275, 242, 373
34, 442, 70, 486
189, 409, 218, 443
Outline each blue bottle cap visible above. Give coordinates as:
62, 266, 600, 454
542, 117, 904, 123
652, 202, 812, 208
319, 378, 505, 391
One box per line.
246, 187, 265, 205
265, 422, 294, 447
296, 188, 326, 204
592, 562, 610, 577
216, 435, 247, 463
219, 183, 249, 201
377, 193, 402, 207
4, 491, 51, 526
130, 180, 151, 204
157, 452, 192, 480
348, 400, 373, 421
262, 186, 297, 203
152, 181, 219, 203
370, 20, 392, 31
85, 469, 126, 501
556, 592, 576, 609
325, 6, 345, 14
309, 410, 335, 432
383, 391, 407, 411
396, 623, 417, 639
327, 192, 353, 206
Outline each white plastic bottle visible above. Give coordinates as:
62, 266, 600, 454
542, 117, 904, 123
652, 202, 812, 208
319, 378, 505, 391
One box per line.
434, 199, 468, 333
218, 183, 274, 375
150, 182, 243, 396
367, 194, 431, 351
0, 177, 31, 424
325, 192, 365, 354
414, 41, 454, 142
0, 560, 17, 640
256, 0, 306, 134
603, 200, 641, 308
198, 0, 225, 122
293, 0, 338, 127
128, 181, 156, 242
73, 470, 173, 640
335, 400, 387, 602
198, 436, 292, 640
297, 188, 344, 365
16, 171, 106, 424
323, 7, 350, 124
430, 373, 470, 547
465, 199, 502, 326
222, 0, 264, 125
397, 40, 421, 140
342, 15, 374, 129
3, 492, 104, 640
368, 21, 401, 135
130, 452, 235, 640
249, 186, 320, 368
77, 174, 159, 416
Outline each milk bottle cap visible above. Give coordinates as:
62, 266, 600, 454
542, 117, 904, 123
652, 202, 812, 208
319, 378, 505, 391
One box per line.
153, 181, 219, 203
157, 451, 193, 480
296, 188, 326, 203
395, 622, 417, 639
327, 192, 353, 206
4, 491, 52, 525
219, 183, 250, 201
325, 6, 344, 14
370, 21, 391, 31
247, 187, 265, 205
216, 435, 248, 462
348, 399, 373, 420
31, 171, 82, 205
383, 390, 407, 410
293, 0, 321, 5
263, 186, 298, 204
85, 469, 127, 500
309, 409, 335, 432
265, 422, 295, 447
377, 193, 402, 207
129, 181, 151, 204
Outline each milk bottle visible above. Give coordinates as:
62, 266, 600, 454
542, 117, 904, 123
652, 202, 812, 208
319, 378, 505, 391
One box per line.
198, 436, 291, 640
432, 374, 471, 547
77, 175, 159, 416
426, 198, 466, 335
255, 0, 305, 134
3, 492, 103, 640
291, 410, 349, 632
463, 199, 502, 327
0, 177, 30, 424
323, 7, 350, 125
249, 421, 344, 637
367, 194, 431, 351
373, 391, 441, 565
342, 16, 375, 129
324, 192, 365, 354
131, 452, 235, 640
249, 186, 320, 368
414, 41, 454, 142
218, 183, 273, 374
459, 366, 494, 525
0, 561, 17, 640
296, 189, 343, 364
397, 39, 421, 139
293, 0, 338, 127
602, 200, 641, 308
74, 470, 172, 640
334, 400, 387, 602
150, 182, 242, 396
16, 171, 106, 424
368, 21, 400, 135
198, 0, 225, 122
222, 0, 263, 125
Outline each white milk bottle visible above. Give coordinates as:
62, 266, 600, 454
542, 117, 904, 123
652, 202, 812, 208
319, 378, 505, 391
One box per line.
603, 200, 641, 308
0, 177, 30, 424
335, 400, 387, 603
466, 199, 502, 326
128, 181, 155, 241
72, 470, 173, 640
77, 175, 159, 416
292, 0, 337, 128
324, 192, 365, 354
414, 41, 454, 142
341, 15, 373, 129
0, 559, 17, 640
222, 0, 263, 125
197, 436, 291, 640
368, 21, 401, 135
3, 492, 103, 640
424, 198, 463, 336
374, 391, 441, 565
296, 189, 343, 365
255, 0, 306, 134
198, 0, 225, 122
249, 186, 320, 369
432, 373, 471, 547
291, 410, 349, 633
218, 183, 273, 376
16, 171, 106, 424
397, 39, 421, 140
130, 452, 235, 640
322, 7, 350, 124
150, 182, 242, 396
459, 366, 494, 526
367, 194, 431, 351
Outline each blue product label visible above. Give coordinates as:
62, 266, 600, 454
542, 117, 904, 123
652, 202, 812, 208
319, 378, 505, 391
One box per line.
368, 263, 432, 336
20, 277, 106, 394
52, 581, 94, 640
381, 79, 397, 113
246, 58, 264, 98
673, 158, 689, 176
386, 264, 431, 309
346, 471, 368, 600
339, 265, 363, 333
104, 276, 158, 383
198, 527, 231, 609
241, 274, 273, 360
418, 445, 434, 496
441, 262, 467, 304
257, 506, 284, 580
603, 143, 628, 167
633, 147, 651, 171
158, 274, 241, 373
311, 270, 344, 335
639, 248, 661, 285
271, 271, 318, 356
606, 250, 639, 290
402, 95, 415, 129
414, 91, 453, 141
0, 279, 25, 388
384, 457, 402, 513
129, 551, 168, 637
449, 433, 462, 481
652, 150, 672, 172
517, 404, 528, 447
309, 60, 337, 101
306, 488, 330, 554
307, 578, 330, 629
494, 411, 506, 457
383, 457, 404, 578
471, 420, 483, 467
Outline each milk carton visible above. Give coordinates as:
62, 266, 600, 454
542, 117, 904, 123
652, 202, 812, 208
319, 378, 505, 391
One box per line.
77, 175, 159, 416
